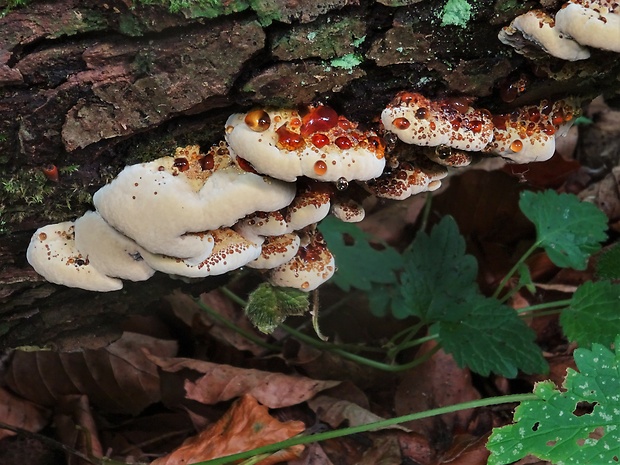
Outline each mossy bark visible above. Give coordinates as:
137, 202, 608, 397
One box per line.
1, 0, 619, 349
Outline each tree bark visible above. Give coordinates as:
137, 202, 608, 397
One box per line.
1, 0, 619, 349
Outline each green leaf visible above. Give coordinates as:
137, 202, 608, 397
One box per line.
438, 294, 547, 377
596, 243, 620, 280
561, 280, 620, 347
487, 336, 620, 465
400, 216, 478, 321
245, 283, 309, 334
519, 190, 607, 270
517, 262, 536, 295
318, 216, 403, 292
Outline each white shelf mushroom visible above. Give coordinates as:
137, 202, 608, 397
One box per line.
27, 221, 123, 292
225, 105, 386, 183
93, 146, 295, 260
499, 10, 591, 61
555, 1, 620, 53
246, 233, 301, 269
74, 211, 155, 282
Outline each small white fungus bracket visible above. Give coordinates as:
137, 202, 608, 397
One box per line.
27, 221, 123, 292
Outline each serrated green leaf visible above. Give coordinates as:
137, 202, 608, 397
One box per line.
318, 216, 403, 292
596, 243, 620, 280
438, 294, 547, 377
245, 283, 309, 333
400, 216, 478, 321
487, 336, 620, 465
519, 190, 607, 270
561, 280, 620, 347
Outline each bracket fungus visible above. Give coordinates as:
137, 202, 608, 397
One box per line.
93, 145, 295, 259
499, 10, 591, 61
27, 222, 124, 292
225, 104, 386, 183
27, 89, 584, 294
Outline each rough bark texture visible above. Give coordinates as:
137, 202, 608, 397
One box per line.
1, 0, 619, 349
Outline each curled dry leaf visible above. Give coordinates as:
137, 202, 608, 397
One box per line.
54, 395, 103, 462
0, 387, 50, 441
147, 354, 340, 408
151, 394, 305, 465
3, 332, 177, 415
308, 395, 409, 432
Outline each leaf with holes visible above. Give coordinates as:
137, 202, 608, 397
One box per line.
560, 280, 620, 348
487, 336, 620, 465
318, 216, 403, 292
519, 190, 607, 270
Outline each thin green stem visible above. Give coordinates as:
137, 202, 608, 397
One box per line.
420, 192, 434, 233
517, 299, 572, 315
387, 321, 424, 347
392, 333, 439, 354
196, 299, 281, 352
195, 393, 538, 465
492, 242, 540, 300
220, 286, 247, 307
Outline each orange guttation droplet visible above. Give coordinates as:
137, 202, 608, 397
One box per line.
551, 112, 564, 126
543, 124, 556, 135
314, 160, 328, 176
38, 232, 47, 241
429, 121, 436, 131
311, 133, 330, 148
301, 281, 310, 289
42, 164, 59, 182
276, 125, 304, 150
415, 107, 429, 119
236, 156, 258, 174
450, 118, 461, 130
244, 109, 271, 132
368, 136, 385, 159
300, 105, 339, 137
446, 97, 471, 114
200, 153, 215, 171
334, 136, 352, 150
510, 139, 523, 152
528, 108, 541, 123
492, 114, 509, 130
392, 117, 411, 129
173, 157, 190, 172
470, 120, 483, 133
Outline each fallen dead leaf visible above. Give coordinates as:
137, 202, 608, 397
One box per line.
147, 354, 340, 408
151, 394, 305, 465
358, 432, 402, 465
4, 332, 177, 414
54, 395, 103, 465
289, 443, 335, 465
308, 395, 408, 431
0, 387, 49, 441
394, 342, 481, 452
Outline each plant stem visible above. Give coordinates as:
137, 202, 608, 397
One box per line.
517, 299, 572, 315
196, 298, 281, 352
392, 333, 439, 354
220, 286, 247, 307
195, 392, 538, 465
492, 242, 540, 300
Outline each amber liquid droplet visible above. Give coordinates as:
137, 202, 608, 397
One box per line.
510, 139, 523, 152
276, 125, 304, 150
311, 133, 330, 148
470, 120, 483, 133
173, 157, 190, 171
300, 105, 339, 137
415, 107, 429, 119
38, 232, 47, 241
446, 97, 470, 114
314, 160, 328, 176
334, 136, 352, 150
236, 157, 258, 173
543, 124, 556, 136
244, 109, 271, 132
301, 281, 310, 289
200, 153, 215, 170
392, 117, 411, 130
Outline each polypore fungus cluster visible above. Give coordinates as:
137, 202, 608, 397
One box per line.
28, 94, 582, 292
499, 1, 620, 61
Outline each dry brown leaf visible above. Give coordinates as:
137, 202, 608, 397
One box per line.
394, 342, 481, 451
151, 394, 305, 465
0, 387, 50, 441
289, 443, 335, 465
359, 432, 402, 465
147, 354, 339, 408
54, 395, 103, 465
308, 395, 408, 432
4, 332, 177, 414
